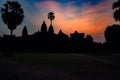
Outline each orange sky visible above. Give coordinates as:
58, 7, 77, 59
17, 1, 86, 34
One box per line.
0, 0, 116, 42
32, 0, 115, 42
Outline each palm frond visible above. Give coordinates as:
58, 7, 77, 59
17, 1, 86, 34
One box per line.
113, 1, 120, 9
113, 9, 120, 21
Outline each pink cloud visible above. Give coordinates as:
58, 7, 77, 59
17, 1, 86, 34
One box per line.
33, 0, 115, 42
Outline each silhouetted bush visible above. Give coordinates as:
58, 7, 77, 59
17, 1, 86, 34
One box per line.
104, 24, 120, 52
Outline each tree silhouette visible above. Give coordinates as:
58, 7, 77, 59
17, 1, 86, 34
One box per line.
1, 1, 24, 36
104, 24, 120, 50
113, 0, 120, 22
85, 35, 93, 43
104, 24, 120, 44
48, 12, 55, 25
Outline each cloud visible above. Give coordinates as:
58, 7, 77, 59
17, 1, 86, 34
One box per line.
0, 0, 116, 42
34, 0, 115, 42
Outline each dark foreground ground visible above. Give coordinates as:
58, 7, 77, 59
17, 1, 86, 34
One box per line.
0, 53, 120, 80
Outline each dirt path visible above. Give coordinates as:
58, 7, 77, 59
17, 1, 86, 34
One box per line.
73, 54, 120, 66
0, 54, 120, 80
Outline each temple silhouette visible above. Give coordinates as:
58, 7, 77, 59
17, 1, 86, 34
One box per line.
0, 21, 119, 53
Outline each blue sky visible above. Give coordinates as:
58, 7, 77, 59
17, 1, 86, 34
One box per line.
0, 0, 116, 42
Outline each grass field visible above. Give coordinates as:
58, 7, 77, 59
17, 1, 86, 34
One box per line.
0, 53, 120, 80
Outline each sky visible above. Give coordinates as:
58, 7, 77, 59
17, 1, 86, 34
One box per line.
0, 0, 117, 42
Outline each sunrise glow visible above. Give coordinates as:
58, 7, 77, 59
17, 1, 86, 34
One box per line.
0, 0, 116, 42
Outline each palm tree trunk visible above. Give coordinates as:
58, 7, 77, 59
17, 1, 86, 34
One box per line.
51, 20, 52, 26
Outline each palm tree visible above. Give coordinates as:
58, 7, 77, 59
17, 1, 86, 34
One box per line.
1, 1, 24, 36
48, 12, 55, 25
113, 0, 120, 22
